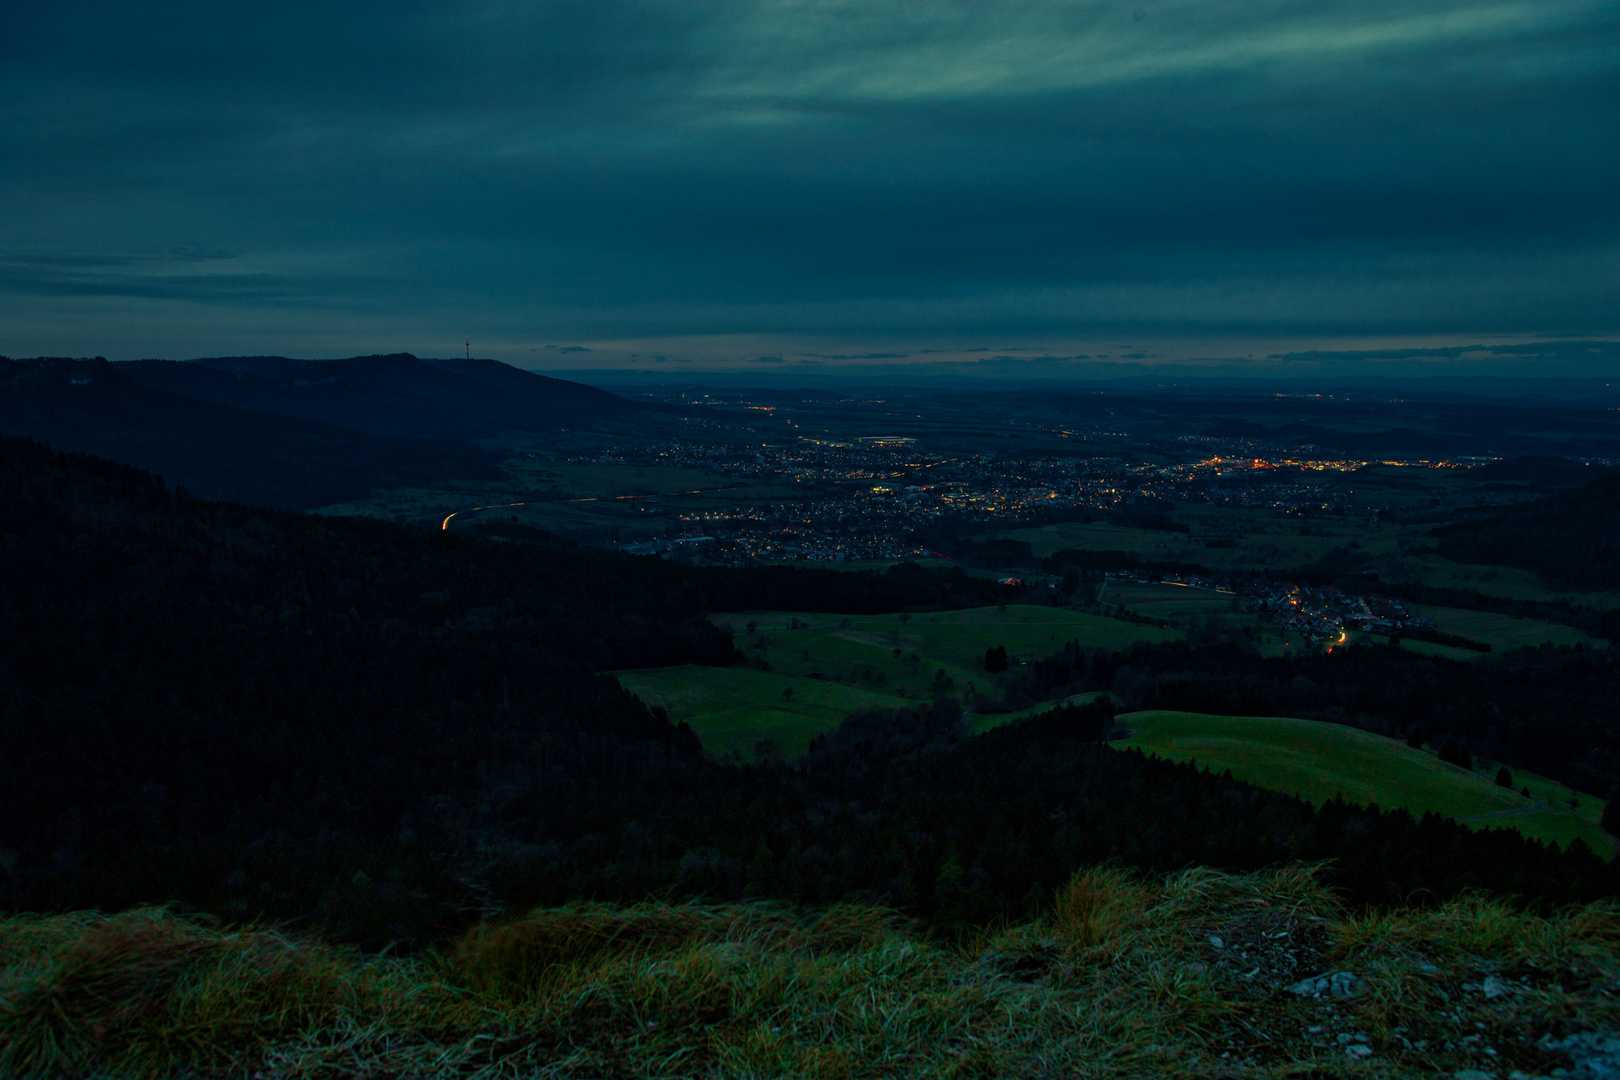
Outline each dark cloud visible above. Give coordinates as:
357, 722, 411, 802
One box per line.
795, 353, 909, 360
0, 1, 1615, 359
0, 252, 351, 303
1269, 341, 1620, 362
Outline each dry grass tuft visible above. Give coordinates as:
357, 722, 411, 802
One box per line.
806, 900, 908, 952
449, 901, 740, 997
3, 870, 1618, 1078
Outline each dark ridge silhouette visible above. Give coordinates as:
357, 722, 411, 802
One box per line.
120, 353, 639, 440
0, 357, 500, 509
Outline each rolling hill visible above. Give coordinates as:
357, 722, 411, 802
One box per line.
0, 357, 501, 508
120, 353, 638, 440
1113, 709, 1614, 855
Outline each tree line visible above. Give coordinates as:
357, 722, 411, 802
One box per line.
1003, 637, 1620, 797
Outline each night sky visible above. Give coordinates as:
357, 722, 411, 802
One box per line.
2, 1, 1616, 376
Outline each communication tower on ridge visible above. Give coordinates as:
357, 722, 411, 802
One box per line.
465, 337, 471, 360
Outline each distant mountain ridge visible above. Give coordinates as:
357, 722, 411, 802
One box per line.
0, 353, 648, 509
0, 356, 502, 509
120, 352, 636, 441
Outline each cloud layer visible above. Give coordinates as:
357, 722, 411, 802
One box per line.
1, 0, 1615, 361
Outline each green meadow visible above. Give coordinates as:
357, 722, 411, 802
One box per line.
1390, 552, 1620, 610
1408, 602, 1602, 650
614, 665, 908, 757
1113, 710, 1615, 856
619, 605, 1179, 757
1346, 599, 1601, 661
722, 604, 1177, 707
1098, 579, 1236, 620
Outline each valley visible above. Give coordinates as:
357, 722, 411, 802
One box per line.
6, 359, 1620, 1078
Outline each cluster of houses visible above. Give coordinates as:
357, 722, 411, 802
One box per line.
1243, 583, 1434, 645
1100, 570, 1437, 647
618, 526, 930, 564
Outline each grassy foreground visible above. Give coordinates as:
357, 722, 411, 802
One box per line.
3, 867, 1617, 1078
1114, 710, 1616, 856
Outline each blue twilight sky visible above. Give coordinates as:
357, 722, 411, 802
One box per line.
1, 1, 1616, 376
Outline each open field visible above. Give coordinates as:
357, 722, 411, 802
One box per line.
723, 605, 1181, 700
1361, 551, 1620, 611
1397, 637, 1484, 662
1098, 579, 1236, 619
962, 691, 1111, 736
619, 606, 1178, 757
1409, 602, 1602, 650
615, 665, 907, 758
1094, 579, 1305, 653
1113, 710, 1615, 856
1348, 632, 1483, 663
1503, 768, 1616, 854
616, 666, 1105, 755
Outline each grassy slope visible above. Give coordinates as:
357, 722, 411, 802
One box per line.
725, 604, 1179, 689
1114, 710, 1615, 856
1100, 580, 1237, 619
1097, 579, 1310, 654
1348, 632, 1483, 663
615, 665, 908, 757
1409, 602, 1601, 650
621, 606, 1178, 756
6, 868, 1616, 1079
1368, 551, 1620, 610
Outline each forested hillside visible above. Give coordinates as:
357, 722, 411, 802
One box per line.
1432, 471, 1620, 588
1006, 637, 1620, 796
0, 437, 1016, 939
461, 698, 1615, 932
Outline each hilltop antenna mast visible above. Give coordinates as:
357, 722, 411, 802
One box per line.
465, 337, 470, 361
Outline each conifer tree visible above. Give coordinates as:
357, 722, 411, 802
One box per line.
1437, 738, 1472, 770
